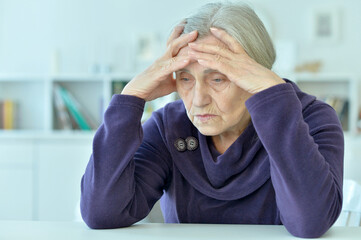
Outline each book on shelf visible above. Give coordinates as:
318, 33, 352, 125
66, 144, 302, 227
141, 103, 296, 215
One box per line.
53, 86, 73, 130
141, 93, 178, 123
0, 100, 17, 130
112, 80, 128, 95
53, 84, 98, 131
320, 96, 349, 131
357, 109, 361, 133
0, 101, 2, 129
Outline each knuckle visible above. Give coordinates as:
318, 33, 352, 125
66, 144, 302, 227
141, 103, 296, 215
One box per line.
215, 54, 222, 62
160, 63, 168, 72
216, 42, 222, 50
234, 44, 243, 53
161, 58, 175, 71
168, 41, 175, 49
216, 42, 227, 52
165, 45, 173, 55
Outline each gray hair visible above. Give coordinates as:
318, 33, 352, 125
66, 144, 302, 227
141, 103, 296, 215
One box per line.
183, 2, 275, 69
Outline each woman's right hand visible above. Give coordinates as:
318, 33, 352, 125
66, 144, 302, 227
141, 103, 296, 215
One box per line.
121, 24, 198, 101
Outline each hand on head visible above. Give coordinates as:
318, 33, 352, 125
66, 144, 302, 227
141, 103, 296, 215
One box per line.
187, 27, 284, 94
121, 22, 198, 101
122, 20, 284, 102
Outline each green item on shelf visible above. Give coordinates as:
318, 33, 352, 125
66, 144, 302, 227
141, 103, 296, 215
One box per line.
58, 85, 91, 130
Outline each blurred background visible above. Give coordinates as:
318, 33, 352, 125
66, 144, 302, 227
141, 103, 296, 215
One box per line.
0, 0, 360, 223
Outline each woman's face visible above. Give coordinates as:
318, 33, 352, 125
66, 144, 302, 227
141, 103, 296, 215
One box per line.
176, 35, 253, 136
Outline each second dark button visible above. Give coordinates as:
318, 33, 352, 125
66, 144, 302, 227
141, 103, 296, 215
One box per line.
185, 136, 198, 151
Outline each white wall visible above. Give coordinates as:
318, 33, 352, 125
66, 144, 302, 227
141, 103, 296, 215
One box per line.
0, 0, 360, 76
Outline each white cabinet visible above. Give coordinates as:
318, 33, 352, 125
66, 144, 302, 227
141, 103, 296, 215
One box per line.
344, 135, 361, 184
0, 134, 93, 221
35, 137, 92, 221
0, 139, 34, 220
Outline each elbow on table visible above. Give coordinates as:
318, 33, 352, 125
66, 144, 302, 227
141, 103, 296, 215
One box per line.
289, 227, 328, 238
82, 212, 135, 229
284, 199, 342, 238
285, 221, 332, 238
81, 204, 135, 229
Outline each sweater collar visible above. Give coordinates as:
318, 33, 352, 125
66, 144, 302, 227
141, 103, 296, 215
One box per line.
166, 103, 270, 200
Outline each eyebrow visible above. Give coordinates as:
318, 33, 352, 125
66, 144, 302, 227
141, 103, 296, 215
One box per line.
178, 68, 219, 74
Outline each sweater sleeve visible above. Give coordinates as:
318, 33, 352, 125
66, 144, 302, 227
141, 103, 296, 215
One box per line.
245, 83, 344, 238
80, 94, 172, 229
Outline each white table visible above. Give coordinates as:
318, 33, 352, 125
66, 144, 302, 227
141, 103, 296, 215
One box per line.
0, 221, 360, 240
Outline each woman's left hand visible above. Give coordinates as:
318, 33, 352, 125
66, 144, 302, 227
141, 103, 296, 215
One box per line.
187, 27, 285, 94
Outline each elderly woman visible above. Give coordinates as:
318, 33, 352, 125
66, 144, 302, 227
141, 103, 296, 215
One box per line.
80, 2, 344, 238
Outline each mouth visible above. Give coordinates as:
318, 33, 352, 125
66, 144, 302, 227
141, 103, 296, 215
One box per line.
194, 114, 217, 123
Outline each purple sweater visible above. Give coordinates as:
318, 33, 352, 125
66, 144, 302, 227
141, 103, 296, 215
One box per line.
81, 80, 344, 238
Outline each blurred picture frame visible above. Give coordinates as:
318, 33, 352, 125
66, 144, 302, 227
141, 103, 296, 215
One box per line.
312, 7, 341, 44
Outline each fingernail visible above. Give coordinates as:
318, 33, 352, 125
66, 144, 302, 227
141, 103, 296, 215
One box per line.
189, 30, 197, 35
210, 27, 218, 32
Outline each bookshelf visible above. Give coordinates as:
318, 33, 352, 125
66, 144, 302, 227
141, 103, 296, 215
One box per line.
0, 75, 46, 130
292, 73, 360, 135
0, 73, 180, 134
0, 73, 360, 135
0, 74, 124, 134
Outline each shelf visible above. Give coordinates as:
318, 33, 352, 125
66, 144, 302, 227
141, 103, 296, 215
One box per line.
293, 74, 360, 134
291, 72, 358, 81
0, 129, 96, 140
0, 80, 46, 130
1, 72, 360, 135
52, 80, 104, 130
0, 74, 131, 132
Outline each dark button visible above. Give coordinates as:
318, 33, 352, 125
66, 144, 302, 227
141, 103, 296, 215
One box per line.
174, 138, 186, 152
185, 136, 198, 151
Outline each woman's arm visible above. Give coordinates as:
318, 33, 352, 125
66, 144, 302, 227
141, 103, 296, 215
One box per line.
80, 95, 171, 228
187, 28, 343, 237
81, 22, 197, 229
246, 83, 343, 238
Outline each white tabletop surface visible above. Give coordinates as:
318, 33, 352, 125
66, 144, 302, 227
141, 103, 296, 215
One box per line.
0, 221, 360, 240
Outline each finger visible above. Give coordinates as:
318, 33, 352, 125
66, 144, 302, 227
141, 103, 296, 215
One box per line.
210, 27, 247, 55
160, 55, 191, 75
167, 20, 187, 46
168, 30, 198, 57
188, 51, 229, 74
188, 50, 225, 65
188, 41, 234, 60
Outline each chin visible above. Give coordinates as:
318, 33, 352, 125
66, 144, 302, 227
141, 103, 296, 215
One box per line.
195, 125, 222, 136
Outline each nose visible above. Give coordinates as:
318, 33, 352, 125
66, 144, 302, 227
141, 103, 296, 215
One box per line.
192, 81, 211, 107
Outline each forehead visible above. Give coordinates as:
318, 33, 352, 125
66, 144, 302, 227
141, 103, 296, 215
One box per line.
177, 34, 226, 58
